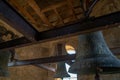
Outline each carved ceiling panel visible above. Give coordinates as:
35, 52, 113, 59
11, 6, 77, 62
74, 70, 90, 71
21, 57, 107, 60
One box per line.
7, 0, 84, 32
5, 0, 120, 33
0, 19, 23, 42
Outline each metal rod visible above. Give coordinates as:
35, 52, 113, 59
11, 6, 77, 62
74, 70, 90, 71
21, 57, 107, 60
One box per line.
95, 72, 100, 80
86, 0, 99, 17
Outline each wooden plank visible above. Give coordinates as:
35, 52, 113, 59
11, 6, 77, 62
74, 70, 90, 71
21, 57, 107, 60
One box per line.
41, 1, 67, 13
67, 0, 77, 19
54, 8, 64, 24
27, 0, 52, 27
0, 11, 120, 50
0, 0, 38, 41
9, 0, 37, 27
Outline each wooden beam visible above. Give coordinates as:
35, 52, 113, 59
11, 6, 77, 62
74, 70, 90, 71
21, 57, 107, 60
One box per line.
0, 11, 120, 50
0, 0, 38, 41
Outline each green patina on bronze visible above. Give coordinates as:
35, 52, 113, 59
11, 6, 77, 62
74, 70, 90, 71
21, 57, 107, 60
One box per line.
69, 31, 120, 75
54, 62, 70, 78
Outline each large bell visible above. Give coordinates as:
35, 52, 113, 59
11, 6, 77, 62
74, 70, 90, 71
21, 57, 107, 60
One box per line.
0, 40, 11, 77
0, 50, 11, 77
69, 31, 120, 75
54, 43, 70, 78
0, 24, 16, 77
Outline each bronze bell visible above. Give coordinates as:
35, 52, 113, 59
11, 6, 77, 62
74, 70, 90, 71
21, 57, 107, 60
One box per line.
0, 25, 16, 77
69, 31, 120, 75
0, 50, 11, 77
54, 62, 70, 78
0, 38, 11, 77
54, 43, 70, 78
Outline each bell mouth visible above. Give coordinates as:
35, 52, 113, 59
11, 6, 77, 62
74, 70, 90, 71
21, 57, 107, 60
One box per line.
99, 67, 120, 74
54, 73, 70, 78
69, 64, 120, 74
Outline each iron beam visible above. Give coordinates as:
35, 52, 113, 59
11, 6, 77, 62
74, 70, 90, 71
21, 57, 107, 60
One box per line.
0, 0, 38, 41
37, 11, 120, 41
8, 54, 76, 66
0, 11, 120, 50
8, 47, 120, 67
0, 37, 31, 50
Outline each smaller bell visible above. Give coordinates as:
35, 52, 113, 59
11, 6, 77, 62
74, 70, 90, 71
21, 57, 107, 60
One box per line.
54, 43, 70, 78
54, 62, 70, 78
0, 50, 11, 77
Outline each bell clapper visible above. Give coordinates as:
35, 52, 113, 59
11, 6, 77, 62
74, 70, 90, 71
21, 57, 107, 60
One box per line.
95, 72, 100, 80
95, 67, 101, 80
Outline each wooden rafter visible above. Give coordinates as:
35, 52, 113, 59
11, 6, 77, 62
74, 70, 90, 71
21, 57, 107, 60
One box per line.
67, 0, 77, 20
9, 0, 37, 26
41, 1, 67, 13
54, 8, 64, 24
27, 0, 52, 27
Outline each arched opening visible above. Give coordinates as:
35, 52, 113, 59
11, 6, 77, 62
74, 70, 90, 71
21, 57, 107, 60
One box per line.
65, 45, 76, 55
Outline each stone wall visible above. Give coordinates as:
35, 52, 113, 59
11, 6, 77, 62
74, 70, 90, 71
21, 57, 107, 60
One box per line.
0, 42, 55, 80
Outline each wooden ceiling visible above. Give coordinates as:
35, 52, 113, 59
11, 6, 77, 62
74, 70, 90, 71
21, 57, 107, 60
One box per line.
7, 0, 84, 32
0, 0, 119, 51
3, 0, 119, 34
